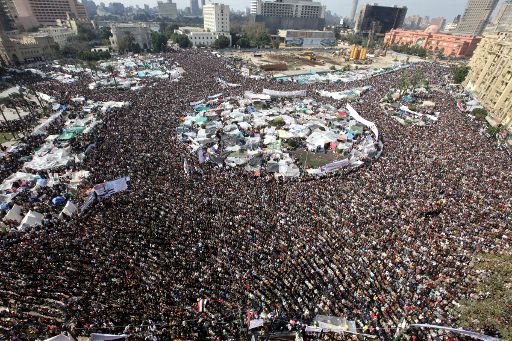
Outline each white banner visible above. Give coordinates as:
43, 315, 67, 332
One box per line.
410, 324, 501, 341
89, 334, 128, 341
244, 91, 271, 101
263, 89, 307, 97
319, 159, 351, 174
94, 176, 130, 198
346, 104, 379, 140
248, 319, 264, 330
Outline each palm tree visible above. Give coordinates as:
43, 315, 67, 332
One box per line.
105, 64, 117, 88
0, 104, 17, 139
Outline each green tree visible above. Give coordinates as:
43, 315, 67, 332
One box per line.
170, 33, 192, 48
472, 108, 488, 120
399, 71, 411, 97
453, 65, 470, 84
152, 32, 169, 52
410, 68, 426, 89
236, 36, 250, 48
104, 64, 117, 88
211, 35, 231, 49
456, 253, 512, 340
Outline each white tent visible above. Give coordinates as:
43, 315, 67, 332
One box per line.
3, 204, 23, 223
18, 210, 44, 231
60, 201, 78, 218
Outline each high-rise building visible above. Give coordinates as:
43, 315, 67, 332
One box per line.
465, 31, 512, 132
7, 0, 87, 29
201, 0, 205, 8
430, 17, 446, 30
350, 0, 358, 22
190, 0, 200, 16
354, 4, 407, 34
455, 0, 499, 36
203, 3, 230, 33
493, 0, 512, 31
109, 2, 125, 16
0, 0, 17, 31
157, 0, 177, 19
251, 0, 326, 32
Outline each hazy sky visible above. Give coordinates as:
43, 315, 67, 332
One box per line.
103, 0, 505, 21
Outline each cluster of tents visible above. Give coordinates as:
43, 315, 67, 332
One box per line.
0, 93, 129, 233
178, 91, 381, 177
381, 89, 440, 126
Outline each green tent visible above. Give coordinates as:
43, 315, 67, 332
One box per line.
58, 126, 86, 140
194, 116, 208, 123
194, 105, 210, 112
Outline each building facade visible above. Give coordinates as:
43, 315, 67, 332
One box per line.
455, 0, 499, 36
384, 29, 481, 57
110, 23, 152, 51
177, 26, 230, 47
0, 27, 56, 65
203, 3, 230, 33
38, 26, 75, 47
465, 31, 512, 131
157, 0, 177, 19
251, 0, 326, 32
354, 4, 407, 34
493, 0, 512, 31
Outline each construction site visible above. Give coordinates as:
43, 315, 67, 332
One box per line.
222, 45, 424, 76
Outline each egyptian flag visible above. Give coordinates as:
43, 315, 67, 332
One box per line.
197, 298, 207, 313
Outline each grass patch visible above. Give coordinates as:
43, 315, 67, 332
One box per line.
292, 148, 347, 168
0, 132, 14, 144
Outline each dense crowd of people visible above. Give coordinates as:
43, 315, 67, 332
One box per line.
0, 50, 511, 340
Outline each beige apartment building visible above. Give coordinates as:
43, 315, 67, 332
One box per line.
465, 31, 512, 131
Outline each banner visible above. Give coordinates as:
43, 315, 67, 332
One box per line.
346, 104, 379, 140
262, 89, 307, 97
94, 177, 130, 198
80, 192, 96, 214
89, 334, 128, 341
248, 319, 264, 330
244, 91, 271, 101
410, 324, 501, 341
319, 159, 351, 174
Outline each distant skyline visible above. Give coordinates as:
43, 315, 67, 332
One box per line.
97, 0, 506, 21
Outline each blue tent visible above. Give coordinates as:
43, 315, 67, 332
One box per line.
52, 196, 66, 205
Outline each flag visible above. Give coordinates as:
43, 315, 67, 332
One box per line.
197, 298, 207, 312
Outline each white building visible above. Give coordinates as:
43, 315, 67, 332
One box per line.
110, 23, 152, 51
157, 0, 178, 19
203, 3, 230, 33
38, 26, 76, 47
251, 0, 325, 19
177, 26, 230, 47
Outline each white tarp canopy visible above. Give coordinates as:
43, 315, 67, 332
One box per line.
23, 144, 70, 171
0, 172, 38, 191
18, 210, 44, 231
306, 131, 338, 150
44, 334, 75, 341
346, 104, 378, 140
3, 204, 23, 223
